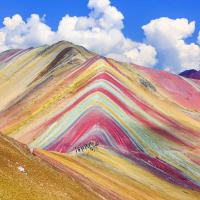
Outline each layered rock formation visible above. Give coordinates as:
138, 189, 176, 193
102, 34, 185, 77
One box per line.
0, 41, 200, 200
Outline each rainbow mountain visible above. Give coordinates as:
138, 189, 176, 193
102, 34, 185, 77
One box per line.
0, 41, 200, 200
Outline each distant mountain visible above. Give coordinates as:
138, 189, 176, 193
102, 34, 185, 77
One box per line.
0, 41, 200, 199
179, 69, 200, 80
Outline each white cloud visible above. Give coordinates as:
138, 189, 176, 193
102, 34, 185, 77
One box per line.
3, 14, 24, 28
123, 43, 157, 67
88, 0, 124, 30
0, 14, 55, 51
0, 0, 157, 68
56, 0, 157, 67
198, 31, 200, 44
1, 1, 200, 72
142, 17, 200, 72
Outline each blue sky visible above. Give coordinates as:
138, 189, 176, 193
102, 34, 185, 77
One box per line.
1, 0, 200, 42
0, 0, 200, 72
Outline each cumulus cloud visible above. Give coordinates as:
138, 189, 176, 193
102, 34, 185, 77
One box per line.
198, 31, 200, 44
142, 17, 200, 72
0, 0, 157, 67
0, 14, 54, 51
1, 0, 200, 72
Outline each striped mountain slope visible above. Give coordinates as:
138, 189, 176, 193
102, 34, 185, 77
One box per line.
0, 41, 200, 200
0, 133, 101, 200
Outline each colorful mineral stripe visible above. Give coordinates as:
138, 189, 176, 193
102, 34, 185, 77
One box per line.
0, 41, 200, 199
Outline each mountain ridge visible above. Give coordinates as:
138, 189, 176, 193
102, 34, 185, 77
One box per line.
179, 69, 200, 80
0, 41, 200, 199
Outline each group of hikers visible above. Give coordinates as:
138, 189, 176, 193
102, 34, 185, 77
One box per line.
75, 141, 99, 153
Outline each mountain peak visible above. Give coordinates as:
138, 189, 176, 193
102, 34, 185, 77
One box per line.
179, 69, 200, 80
0, 41, 200, 198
